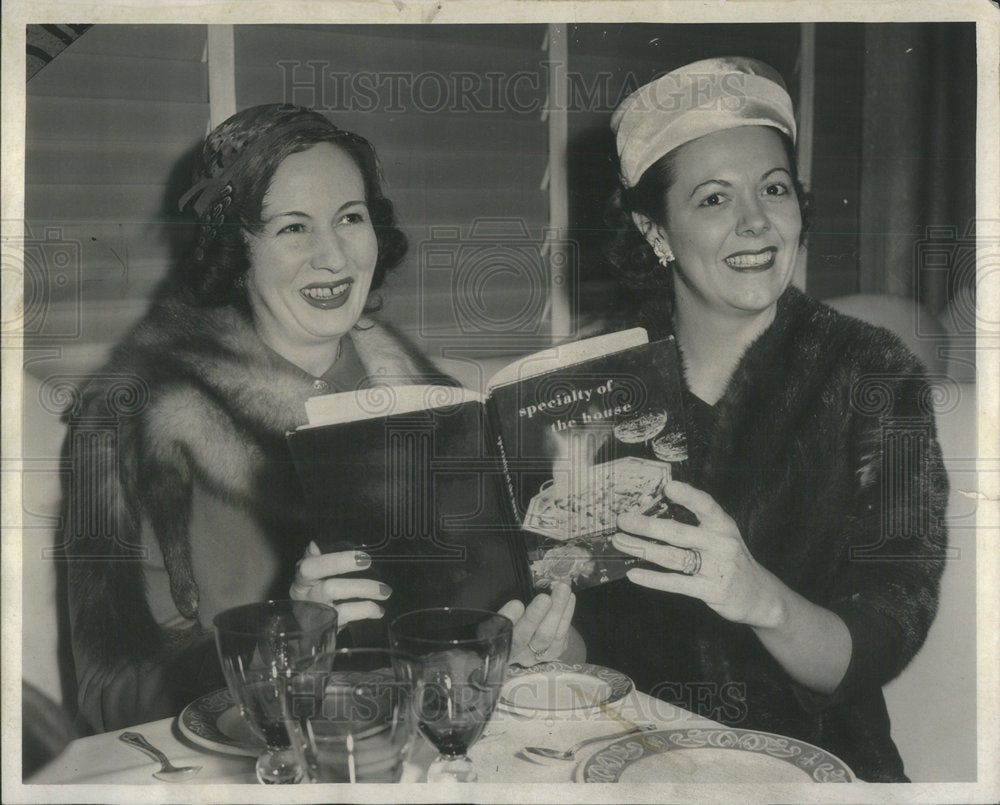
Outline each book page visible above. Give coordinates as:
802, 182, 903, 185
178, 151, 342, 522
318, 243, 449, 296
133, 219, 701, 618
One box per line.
485, 328, 649, 393
301, 384, 484, 427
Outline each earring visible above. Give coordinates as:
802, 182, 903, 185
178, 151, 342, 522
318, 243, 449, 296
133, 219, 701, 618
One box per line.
653, 238, 674, 267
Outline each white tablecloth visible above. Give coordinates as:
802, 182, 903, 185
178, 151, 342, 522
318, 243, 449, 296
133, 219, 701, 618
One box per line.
31, 689, 720, 786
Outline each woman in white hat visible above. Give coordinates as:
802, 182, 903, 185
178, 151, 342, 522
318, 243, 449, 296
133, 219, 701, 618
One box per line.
574, 57, 948, 782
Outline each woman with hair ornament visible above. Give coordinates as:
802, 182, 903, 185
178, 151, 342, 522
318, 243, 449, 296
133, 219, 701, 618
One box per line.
65, 104, 576, 732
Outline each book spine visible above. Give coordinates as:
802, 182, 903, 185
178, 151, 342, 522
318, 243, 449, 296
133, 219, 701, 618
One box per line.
483, 399, 535, 600
485, 401, 522, 527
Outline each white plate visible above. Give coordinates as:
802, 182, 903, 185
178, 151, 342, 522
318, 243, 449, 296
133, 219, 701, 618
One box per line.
178, 688, 263, 757
575, 727, 854, 783
499, 661, 634, 716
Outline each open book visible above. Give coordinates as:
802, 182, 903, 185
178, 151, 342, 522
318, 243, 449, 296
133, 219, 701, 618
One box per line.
286, 328, 688, 643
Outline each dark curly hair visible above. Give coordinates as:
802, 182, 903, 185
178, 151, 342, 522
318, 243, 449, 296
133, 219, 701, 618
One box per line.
603, 129, 812, 336
177, 104, 407, 311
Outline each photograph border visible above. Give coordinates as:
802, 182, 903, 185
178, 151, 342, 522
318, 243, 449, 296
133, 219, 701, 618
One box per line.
3, 2, 998, 803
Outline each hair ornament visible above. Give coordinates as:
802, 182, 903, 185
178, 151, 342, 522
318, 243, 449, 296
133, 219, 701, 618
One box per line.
179, 112, 335, 218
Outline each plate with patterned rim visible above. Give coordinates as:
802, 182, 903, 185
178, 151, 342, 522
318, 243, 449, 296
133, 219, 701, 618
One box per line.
178, 688, 264, 757
499, 661, 634, 716
574, 727, 854, 783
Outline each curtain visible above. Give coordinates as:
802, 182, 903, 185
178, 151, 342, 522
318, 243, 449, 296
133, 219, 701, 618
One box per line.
858, 23, 977, 317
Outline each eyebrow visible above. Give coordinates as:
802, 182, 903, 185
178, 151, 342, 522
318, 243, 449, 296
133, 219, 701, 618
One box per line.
262, 199, 368, 222
688, 167, 792, 198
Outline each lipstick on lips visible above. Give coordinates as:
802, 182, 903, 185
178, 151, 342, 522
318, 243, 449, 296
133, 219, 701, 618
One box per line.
300, 277, 354, 310
724, 246, 777, 272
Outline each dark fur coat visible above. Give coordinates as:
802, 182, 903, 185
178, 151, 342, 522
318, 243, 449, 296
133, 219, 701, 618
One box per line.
576, 287, 949, 782
63, 291, 442, 728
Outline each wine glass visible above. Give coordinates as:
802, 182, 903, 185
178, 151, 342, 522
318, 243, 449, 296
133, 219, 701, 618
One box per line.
282, 648, 423, 783
213, 600, 338, 784
389, 608, 513, 783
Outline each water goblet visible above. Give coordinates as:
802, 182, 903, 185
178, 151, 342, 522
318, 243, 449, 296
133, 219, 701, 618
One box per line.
213, 599, 338, 784
283, 648, 423, 783
389, 607, 513, 783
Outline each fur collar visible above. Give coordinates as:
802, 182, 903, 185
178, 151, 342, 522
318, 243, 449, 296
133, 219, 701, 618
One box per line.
67, 292, 441, 664
87, 294, 438, 501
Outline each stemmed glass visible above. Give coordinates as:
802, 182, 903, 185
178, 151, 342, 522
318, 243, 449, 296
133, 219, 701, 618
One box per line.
389, 608, 513, 783
282, 648, 423, 783
213, 600, 338, 784
613, 407, 669, 453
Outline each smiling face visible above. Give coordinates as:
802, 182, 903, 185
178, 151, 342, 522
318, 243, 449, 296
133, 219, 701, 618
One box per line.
653, 125, 802, 321
244, 142, 377, 370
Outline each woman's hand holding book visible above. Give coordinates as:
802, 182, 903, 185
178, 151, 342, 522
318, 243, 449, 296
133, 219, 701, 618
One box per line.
289, 540, 393, 628
499, 582, 577, 666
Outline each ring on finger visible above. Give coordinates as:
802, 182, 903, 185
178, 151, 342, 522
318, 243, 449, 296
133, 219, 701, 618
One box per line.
681, 548, 702, 576
527, 640, 547, 662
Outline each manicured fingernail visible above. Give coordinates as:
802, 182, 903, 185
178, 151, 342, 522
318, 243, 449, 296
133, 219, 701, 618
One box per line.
375, 604, 386, 618
307, 540, 320, 555
613, 533, 640, 546
378, 583, 393, 598
355, 551, 372, 567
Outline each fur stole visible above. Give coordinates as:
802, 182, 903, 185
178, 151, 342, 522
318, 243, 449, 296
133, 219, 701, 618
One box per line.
676, 287, 947, 682
64, 292, 443, 666
586, 286, 948, 780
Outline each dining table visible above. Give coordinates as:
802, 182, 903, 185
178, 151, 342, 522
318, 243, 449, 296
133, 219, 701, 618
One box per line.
27, 661, 855, 790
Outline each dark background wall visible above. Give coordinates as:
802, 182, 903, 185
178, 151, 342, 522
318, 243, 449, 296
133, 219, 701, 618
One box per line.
561, 23, 976, 324
23, 23, 977, 380
24, 24, 554, 376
